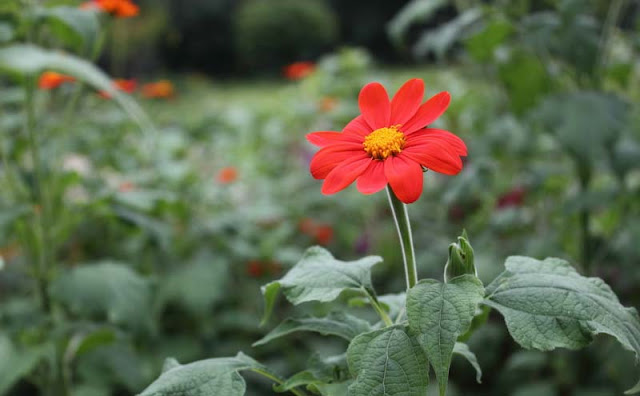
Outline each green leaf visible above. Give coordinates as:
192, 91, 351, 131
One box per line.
453, 342, 482, 383
253, 311, 371, 346
313, 381, 352, 395
407, 275, 484, 396
138, 353, 264, 396
50, 261, 152, 332
0, 334, 51, 394
260, 246, 382, 324
498, 50, 552, 114
413, 8, 483, 60
275, 353, 349, 393
465, 19, 513, 62
484, 256, 640, 394
0, 44, 155, 135
347, 325, 429, 396
386, 0, 448, 45
36, 6, 100, 52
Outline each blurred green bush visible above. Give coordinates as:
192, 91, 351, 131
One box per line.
233, 0, 339, 72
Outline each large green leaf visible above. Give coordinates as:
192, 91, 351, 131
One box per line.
347, 325, 429, 396
254, 311, 371, 346
35, 6, 100, 52
453, 342, 482, 384
407, 275, 484, 396
50, 261, 152, 332
485, 256, 640, 394
138, 353, 264, 396
0, 44, 154, 134
0, 334, 51, 394
261, 246, 382, 324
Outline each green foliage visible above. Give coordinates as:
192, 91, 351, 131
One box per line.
453, 342, 482, 384
253, 311, 371, 346
407, 275, 485, 396
347, 325, 429, 396
444, 230, 477, 282
465, 18, 513, 62
260, 246, 382, 324
497, 50, 553, 114
485, 256, 640, 394
34, 6, 100, 53
0, 44, 154, 134
0, 334, 51, 394
233, 0, 338, 70
138, 352, 264, 396
50, 261, 153, 332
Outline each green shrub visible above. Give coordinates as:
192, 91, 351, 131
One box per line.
234, 0, 339, 72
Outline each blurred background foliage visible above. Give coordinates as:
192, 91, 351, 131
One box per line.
0, 0, 639, 395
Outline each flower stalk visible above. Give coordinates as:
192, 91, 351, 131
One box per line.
386, 186, 418, 289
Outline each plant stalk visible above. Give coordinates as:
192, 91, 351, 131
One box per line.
386, 186, 418, 289
25, 79, 52, 313
364, 288, 393, 327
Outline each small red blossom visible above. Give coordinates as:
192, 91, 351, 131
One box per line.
246, 260, 264, 278
314, 224, 334, 246
81, 0, 139, 18
283, 61, 315, 80
98, 78, 137, 99
142, 80, 175, 99
496, 186, 526, 209
38, 72, 75, 90
216, 167, 238, 184
307, 78, 467, 204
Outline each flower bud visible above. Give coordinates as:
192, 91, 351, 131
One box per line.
444, 230, 476, 282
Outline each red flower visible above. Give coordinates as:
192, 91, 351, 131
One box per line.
496, 186, 526, 209
142, 80, 175, 99
314, 224, 334, 246
216, 167, 238, 184
98, 78, 137, 99
318, 97, 338, 112
246, 260, 263, 278
38, 71, 75, 89
283, 61, 315, 80
307, 79, 466, 204
81, 0, 139, 18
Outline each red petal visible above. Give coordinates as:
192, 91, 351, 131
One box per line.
356, 160, 387, 194
358, 82, 390, 130
402, 140, 463, 175
307, 131, 363, 147
343, 115, 372, 137
310, 144, 363, 179
322, 154, 371, 195
390, 79, 424, 125
384, 156, 424, 204
406, 128, 467, 156
402, 91, 451, 134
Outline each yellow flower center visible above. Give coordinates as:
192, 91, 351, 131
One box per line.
363, 126, 405, 160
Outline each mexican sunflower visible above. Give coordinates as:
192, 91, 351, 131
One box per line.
141, 80, 175, 99
98, 78, 137, 99
307, 78, 466, 204
38, 71, 75, 89
81, 0, 139, 18
283, 61, 315, 80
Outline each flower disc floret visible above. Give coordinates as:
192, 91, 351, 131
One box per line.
363, 126, 405, 160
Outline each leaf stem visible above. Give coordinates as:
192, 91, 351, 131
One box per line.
24, 78, 52, 313
386, 186, 418, 289
250, 368, 308, 396
363, 287, 393, 327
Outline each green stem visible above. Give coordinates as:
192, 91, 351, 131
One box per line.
595, 0, 625, 87
576, 160, 592, 274
250, 368, 308, 396
386, 187, 418, 289
25, 78, 52, 313
363, 288, 393, 327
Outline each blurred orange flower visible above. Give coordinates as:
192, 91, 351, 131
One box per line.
142, 80, 175, 99
118, 181, 136, 192
283, 61, 315, 80
318, 96, 338, 112
98, 78, 137, 99
38, 71, 75, 90
81, 0, 139, 18
298, 218, 334, 245
216, 167, 238, 184
246, 260, 263, 278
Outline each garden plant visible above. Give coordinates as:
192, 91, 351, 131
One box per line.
1, 0, 639, 396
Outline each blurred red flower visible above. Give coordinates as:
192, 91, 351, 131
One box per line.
118, 181, 136, 192
142, 80, 175, 99
298, 218, 334, 246
246, 260, 263, 278
496, 186, 526, 209
216, 167, 238, 184
307, 78, 466, 204
38, 71, 75, 90
81, 0, 139, 18
98, 78, 137, 99
283, 61, 315, 80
